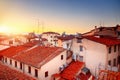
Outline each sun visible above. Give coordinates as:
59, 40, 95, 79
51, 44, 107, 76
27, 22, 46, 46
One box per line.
0, 25, 11, 34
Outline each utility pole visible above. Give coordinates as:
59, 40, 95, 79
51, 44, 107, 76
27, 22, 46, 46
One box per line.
37, 19, 39, 33
42, 21, 44, 33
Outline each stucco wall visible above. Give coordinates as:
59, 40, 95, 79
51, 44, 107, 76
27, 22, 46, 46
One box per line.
38, 50, 67, 80
83, 39, 107, 76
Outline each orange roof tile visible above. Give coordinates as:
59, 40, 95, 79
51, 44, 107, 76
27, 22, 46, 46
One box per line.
98, 70, 120, 80
84, 36, 120, 46
61, 61, 85, 80
0, 46, 30, 58
0, 62, 35, 80
0, 41, 38, 58
14, 46, 65, 68
52, 73, 61, 78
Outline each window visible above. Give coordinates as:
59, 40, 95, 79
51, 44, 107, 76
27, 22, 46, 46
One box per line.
114, 45, 116, 52
15, 61, 17, 67
10, 59, 12, 65
35, 69, 38, 77
45, 71, 48, 77
113, 58, 116, 66
80, 46, 83, 51
20, 63, 22, 69
5, 58, 7, 63
66, 43, 69, 48
108, 60, 111, 66
28, 66, 31, 73
109, 47, 111, 53
61, 55, 63, 60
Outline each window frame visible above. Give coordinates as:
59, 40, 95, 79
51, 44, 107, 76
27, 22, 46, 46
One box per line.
35, 69, 38, 77
114, 45, 116, 52
80, 45, 83, 51
20, 62, 22, 70
10, 59, 12, 65
28, 66, 31, 74
108, 60, 111, 66
109, 47, 111, 53
61, 55, 63, 60
45, 71, 48, 77
113, 58, 116, 66
15, 61, 17, 67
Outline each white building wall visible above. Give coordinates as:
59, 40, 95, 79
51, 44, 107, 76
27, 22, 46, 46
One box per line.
38, 51, 67, 80
107, 45, 119, 67
42, 33, 59, 46
71, 38, 86, 62
83, 39, 107, 76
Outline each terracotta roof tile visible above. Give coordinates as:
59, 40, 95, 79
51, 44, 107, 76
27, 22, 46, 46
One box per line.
52, 73, 61, 78
0, 41, 38, 58
84, 36, 120, 46
0, 62, 35, 80
61, 61, 85, 80
14, 46, 65, 68
98, 70, 120, 80
0, 46, 30, 58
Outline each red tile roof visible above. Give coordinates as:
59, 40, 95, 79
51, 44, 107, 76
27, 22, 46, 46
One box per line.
61, 61, 85, 80
98, 70, 120, 80
84, 36, 120, 46
0, 62, 35, 80
23, 40, 40, 47
52, 73, 61, 78
0, 41, 38, 58
14, 46, 65, 68
77, 72, 91, 80
58, 35, 75, 41
42, 32, 60, 35
0, 46, 30, 58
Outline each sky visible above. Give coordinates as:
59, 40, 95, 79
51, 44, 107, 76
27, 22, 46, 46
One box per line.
0, 0, 120, 34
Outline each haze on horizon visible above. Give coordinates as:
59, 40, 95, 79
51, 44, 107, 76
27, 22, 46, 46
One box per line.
0, 0, 120, 34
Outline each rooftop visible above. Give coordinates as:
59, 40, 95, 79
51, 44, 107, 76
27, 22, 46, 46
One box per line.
84, 36, 120, 46
42, 31, 60, 35
14, 46, 65, 68
0, 41, 39, 58
98, 70, 120, 80
57, 35, 75, 41
0, 62, 35, 80
61, 61, 84, 80
0, 46, 30, 58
